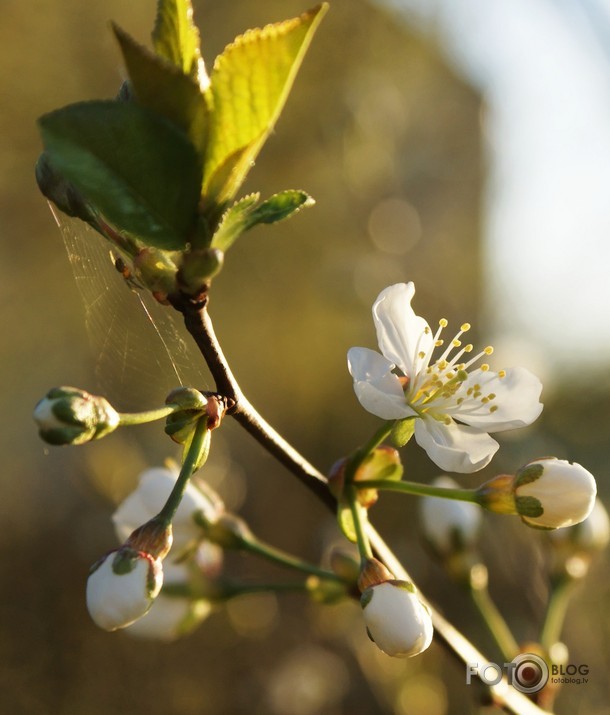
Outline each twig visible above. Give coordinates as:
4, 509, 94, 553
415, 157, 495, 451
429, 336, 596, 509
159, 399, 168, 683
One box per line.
172, 294, 550, 715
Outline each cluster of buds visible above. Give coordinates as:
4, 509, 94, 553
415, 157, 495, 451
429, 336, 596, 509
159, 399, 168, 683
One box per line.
87, 466, 225, 638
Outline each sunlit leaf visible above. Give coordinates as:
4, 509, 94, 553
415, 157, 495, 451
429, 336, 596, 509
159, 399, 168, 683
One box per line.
39, 100, 202, 250
202, 3, 328, 204
211, 193, 260, 251
211, 190, 314, 251
113, 23, 208, 152
152, 0, 205, 82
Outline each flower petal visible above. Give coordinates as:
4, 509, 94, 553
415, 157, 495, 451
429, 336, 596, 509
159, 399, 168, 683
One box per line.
348, 347, 416, 420
414, 419, 499, 473
448, 367, 543, 432
372, 283, 433, 377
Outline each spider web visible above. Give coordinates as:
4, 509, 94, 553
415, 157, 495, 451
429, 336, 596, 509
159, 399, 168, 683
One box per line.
50, 205, 209, 411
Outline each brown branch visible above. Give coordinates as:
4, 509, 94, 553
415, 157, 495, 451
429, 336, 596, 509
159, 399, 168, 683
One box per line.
171, 293, 550, 715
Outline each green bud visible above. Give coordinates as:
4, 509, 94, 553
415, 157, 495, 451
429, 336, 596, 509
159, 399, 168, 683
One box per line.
178, 247, 224, 297
34, 386, 119, 445
132, 247, 179, 302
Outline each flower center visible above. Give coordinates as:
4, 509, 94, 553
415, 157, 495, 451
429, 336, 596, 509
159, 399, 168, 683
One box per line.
405, 319, 501, 422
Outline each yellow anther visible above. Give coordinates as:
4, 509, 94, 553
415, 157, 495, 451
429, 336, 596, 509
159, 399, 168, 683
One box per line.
424, 326, 431, 334
461, 323, 471, 332
452, 339, 461, 347
418, 351, 426, 359
439, 318, 448, 328
490, 405, 498, 413
435, 339, 444, 347
464, 344, 473, 353
484, 346, 494, 355
488, 393, 496, 400
498, 370, 506, 378
480, 364, 489, 371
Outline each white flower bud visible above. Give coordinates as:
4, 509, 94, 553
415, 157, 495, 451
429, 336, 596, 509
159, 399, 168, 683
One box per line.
360, 580, 433, 658
86, 547, 163, 631
420, 476, 482, 556
113, 467, 223, 552
514, 458, 597, 529
124, 563, 211, 641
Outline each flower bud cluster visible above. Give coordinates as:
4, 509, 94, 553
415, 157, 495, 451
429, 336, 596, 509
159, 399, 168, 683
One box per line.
87, 466, 225, 638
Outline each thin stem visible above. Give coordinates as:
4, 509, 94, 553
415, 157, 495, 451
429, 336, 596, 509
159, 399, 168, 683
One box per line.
157, 416, 210, 524
117, 403, 180, 427
471, 583, 520, 661
355, 478, 480, 504
540, 577, 575, 651
245, 536, 344, 583
347, 487, 374, 560
172, 296, 549, 715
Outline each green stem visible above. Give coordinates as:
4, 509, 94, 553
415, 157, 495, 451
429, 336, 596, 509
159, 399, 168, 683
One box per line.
245, 536, 344, 583
347, 486, 374, 560
344, 421, 395, 483
157, 416, 210, 524
117, 403, 181, 427
540, 577, 575, 651
355, 478, 479, 503
471, 583, 520, 661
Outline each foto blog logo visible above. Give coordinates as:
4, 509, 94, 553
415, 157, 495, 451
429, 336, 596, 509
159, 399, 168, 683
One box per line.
466, 653, 550, 694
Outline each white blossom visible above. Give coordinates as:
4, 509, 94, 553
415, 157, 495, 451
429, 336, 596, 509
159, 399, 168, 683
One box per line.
361, 580, 433, 657
86, 547, 162, 631
348, 283, 543, 473
514, 458, 597, 529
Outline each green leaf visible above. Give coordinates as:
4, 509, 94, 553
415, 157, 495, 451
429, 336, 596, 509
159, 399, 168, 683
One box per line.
113, 23, 208, 153
152, 0, 205, 81
39, 100, 202, 250
247, 190, 315, 225
211, 193, 260, 251
202, 3, 328, 204
210, 190, 314, 251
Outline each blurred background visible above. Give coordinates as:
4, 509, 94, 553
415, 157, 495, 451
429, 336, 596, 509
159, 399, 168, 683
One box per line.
1, 0, 609, 713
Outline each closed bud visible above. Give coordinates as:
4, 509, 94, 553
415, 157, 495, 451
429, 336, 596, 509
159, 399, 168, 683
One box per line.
86, 546, 163, 631
132, 247, 178, 301
124, 562, 212, 641
513, 458, 597, 530
360, 580, 433, 658
178, 247, 224, 297
34, 386, 119, 445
